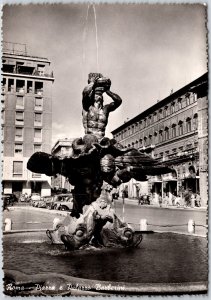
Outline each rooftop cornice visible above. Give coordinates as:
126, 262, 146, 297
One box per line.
111, 72, 208, 134
2, 52, 51, 64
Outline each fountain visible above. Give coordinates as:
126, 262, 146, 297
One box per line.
27, 73, 172, 250
3, 74, 207, 295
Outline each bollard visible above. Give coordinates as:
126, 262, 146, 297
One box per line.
140, 219, 147, 231
188, 219, 195, 234
53, 218, 61, 230
5, 218, 12, 231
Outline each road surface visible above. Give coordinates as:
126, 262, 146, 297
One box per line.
3, 201, 207, 236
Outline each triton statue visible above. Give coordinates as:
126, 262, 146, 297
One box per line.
27, 73, 172, 249
82, 73, 122, 139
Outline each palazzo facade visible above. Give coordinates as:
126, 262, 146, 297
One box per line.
112, 73, 208, 207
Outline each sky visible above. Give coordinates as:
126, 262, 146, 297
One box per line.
2, 3, 207, 146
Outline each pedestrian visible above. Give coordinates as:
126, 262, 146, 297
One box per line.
172, 195, 176, 206
158, 194, 162, 207
190, 193, 195, 208
195, 193, 201, 207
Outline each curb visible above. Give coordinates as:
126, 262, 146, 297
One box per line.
7, 206, 69, 217
115, 199, 207, 211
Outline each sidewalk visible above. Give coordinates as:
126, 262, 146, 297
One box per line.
115, 198, 207, 211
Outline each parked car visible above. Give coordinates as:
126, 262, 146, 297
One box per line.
53, 194, 73, 211
41, 196, 54, 209
138, 194, 150, 205
30, 193, 41, 207
2, 193, 17, 209
36, 199, 46, 208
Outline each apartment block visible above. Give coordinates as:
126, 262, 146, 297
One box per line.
1, 42, 54, 197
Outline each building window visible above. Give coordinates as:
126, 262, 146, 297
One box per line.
35, 81, 43, 95
13, 161, 23, 177
186, 118, 191, 133
149, 134, 152, 145
194, 141, 198, 151
143, 119, 146, 128
1, 110, 5, 124
172, 124, 176, 138
34, 128, 42, 139
164, 106, 168, 118
193, 113, 198, 130
16, 111, 24, 122
148, 115, 152, 125
16, 80, 25, 93
186, 143, 192, 150
159, 130, 163, 143
27, 81, 33, 93
172, 148, 177, 154
1, 94, 5, 108
8, 78, 14, 92
144, 136, 148, 146
131, 125, 135, 134
16, 96, 24, 107
34, 144, 42, 152
164, 127, 169, 140
178, 98, 182, 110
34, 112, 42, 124
154, 132, 158, 144
171, 102, 175, 114
14, 144, 23, 156
181, 98, 186, 109
153, 112, 157, 122
15, 127, 23, 139
139, 121, 142, 129
158, 109, 163, 120
186, 93, 190, 105
139, 139, 143, 147
2, 78, 6, 92
35, 97, 43, 109
178, 121, 183, 135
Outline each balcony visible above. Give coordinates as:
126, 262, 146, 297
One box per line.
2, 64, 54, 78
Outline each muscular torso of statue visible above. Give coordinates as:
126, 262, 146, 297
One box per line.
83, 106, 109, 138
82, 81, 122, 140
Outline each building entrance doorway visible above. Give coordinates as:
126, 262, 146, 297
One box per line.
31, 182, 42, 194
12, 182, 23, 199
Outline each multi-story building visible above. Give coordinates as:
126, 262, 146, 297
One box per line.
51, 138, 74, 192
111, 72, 208, 207
1, 42, 54, 197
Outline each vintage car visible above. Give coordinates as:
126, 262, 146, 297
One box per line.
41, 196, 54, 209
30, 193, 41, 207
2, 194, 18, 209
52, 194, 73, 211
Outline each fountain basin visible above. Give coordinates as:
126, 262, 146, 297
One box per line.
3, 230, 208, 295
